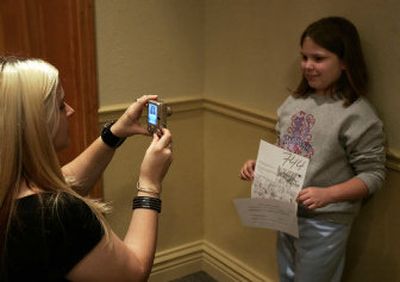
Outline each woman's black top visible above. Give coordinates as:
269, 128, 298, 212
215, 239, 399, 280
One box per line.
4, 192, 104, 281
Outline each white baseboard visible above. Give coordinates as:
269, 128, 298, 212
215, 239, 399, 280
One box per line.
149, 240, 272, 282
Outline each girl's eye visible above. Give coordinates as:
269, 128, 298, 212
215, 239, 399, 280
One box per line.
60, 102, 66, 111
314, 56, 324, 62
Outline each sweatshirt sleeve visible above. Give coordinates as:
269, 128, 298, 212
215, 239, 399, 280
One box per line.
341, 99, 386, 194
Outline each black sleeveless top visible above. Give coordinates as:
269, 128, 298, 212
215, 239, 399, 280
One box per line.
3, 192, 104, 281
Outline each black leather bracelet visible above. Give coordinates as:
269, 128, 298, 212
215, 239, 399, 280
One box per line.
132, 196, 162, 213
101, 121, 126, 148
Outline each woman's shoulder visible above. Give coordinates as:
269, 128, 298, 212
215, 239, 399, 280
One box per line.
16, 191, 99, 225
9, 192, 104, 279
18, 191, 86, 208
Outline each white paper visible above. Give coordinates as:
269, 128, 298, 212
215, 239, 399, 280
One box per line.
234, 198, 299, 237
234, 140, 309, 237
251, 141, 309, 202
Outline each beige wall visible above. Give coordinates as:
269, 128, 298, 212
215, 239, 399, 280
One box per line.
95, 0, 400, 281
95, 0, 205, 105
204, 0, 400, 153
96, 0, 205, 252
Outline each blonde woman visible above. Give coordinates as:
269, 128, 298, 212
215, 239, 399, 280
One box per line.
0, 56, 173, 281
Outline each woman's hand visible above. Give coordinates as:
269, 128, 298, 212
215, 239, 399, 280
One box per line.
296, 187, 333, 210
111, 95, 158, 138
138, 128, 173, 192
240, 159, 256, 181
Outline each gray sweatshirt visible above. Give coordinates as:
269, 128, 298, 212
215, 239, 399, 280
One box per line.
276, 94, 386, 223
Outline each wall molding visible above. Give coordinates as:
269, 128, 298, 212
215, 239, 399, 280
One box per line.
203, 98, 277, 133
202, 241, 271, 281
150, 240, 271, 282
98, 96, 204, 123
387, 149, 400, 172
150, 241, 204, 282
98, 97, 400, 172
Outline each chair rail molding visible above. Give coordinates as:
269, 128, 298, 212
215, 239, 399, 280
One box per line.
98, 97, 400, 172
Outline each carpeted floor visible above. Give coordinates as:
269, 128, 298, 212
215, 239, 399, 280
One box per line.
169, 271, 217, 282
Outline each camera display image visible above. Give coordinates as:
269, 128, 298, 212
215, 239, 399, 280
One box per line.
147, 99, 172, 134
148, 103, 158, 126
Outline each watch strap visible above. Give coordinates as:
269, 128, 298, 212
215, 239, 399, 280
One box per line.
101, 121, 126, 148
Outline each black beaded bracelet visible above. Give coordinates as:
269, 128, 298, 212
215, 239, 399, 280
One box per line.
132, 196, 162, 213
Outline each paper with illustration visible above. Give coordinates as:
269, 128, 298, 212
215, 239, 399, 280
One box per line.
234, 140, 309, 237
251, 140, 309, 202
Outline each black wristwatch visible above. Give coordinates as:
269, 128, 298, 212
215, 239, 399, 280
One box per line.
101, 121, 126, 148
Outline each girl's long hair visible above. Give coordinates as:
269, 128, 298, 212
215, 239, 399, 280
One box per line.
0, 57, 109, 264
294, 16, 368, 106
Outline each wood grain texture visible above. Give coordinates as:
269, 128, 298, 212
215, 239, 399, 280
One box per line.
0, 0, 102, 197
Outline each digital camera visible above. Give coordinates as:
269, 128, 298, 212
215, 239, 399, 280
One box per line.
147, 100, 172, 134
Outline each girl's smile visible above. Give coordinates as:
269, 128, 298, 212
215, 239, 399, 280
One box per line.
300, 37, 346, 95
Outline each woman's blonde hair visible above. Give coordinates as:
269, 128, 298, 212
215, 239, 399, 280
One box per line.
0, 57, 108, 255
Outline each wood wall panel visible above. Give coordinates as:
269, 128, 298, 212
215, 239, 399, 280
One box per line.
0, 0, 102, 197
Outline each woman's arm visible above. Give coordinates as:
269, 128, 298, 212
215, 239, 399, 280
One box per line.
67, 129, 173, 281
62, 95, 157, 196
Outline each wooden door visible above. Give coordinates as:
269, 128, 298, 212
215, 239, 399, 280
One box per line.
0, 0, 102, 198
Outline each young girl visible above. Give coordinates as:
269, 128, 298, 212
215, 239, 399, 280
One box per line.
0, 57, 173, 281
240, 17, 386, 281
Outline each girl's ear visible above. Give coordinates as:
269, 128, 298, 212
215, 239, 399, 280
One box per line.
340, 60, 347, 70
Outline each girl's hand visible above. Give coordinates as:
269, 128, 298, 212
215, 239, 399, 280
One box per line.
297, 187, 333, 210
138, 128, 173, 192
239, 160, 256, 181
111, 94, 158, 138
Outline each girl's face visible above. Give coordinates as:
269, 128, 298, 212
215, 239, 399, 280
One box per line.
300, 36, 346, 95
53, 85, 75, 151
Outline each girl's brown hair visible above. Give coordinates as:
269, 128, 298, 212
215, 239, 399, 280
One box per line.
294, 17, 368, 106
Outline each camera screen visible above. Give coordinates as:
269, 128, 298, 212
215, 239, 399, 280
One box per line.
148, 103, 158, 126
